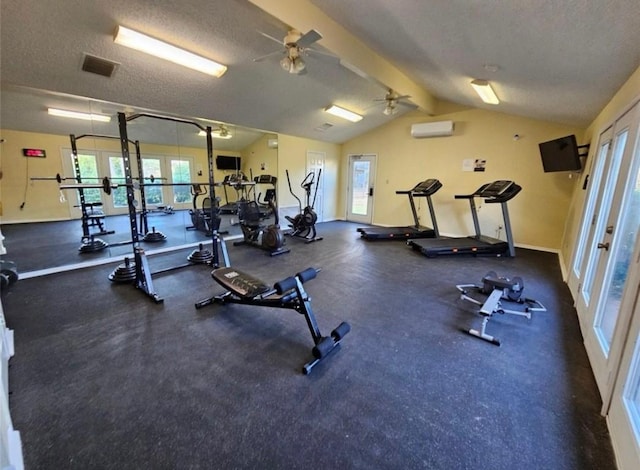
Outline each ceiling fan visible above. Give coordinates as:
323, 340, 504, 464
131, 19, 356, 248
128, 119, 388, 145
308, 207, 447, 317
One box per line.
213, 124, 232, 139
253, 29, 324, 74
200, 124, 232, 139
374, 89, 412, 115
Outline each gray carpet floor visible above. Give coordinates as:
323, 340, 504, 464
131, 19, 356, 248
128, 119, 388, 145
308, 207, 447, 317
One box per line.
1, 221, 615, 469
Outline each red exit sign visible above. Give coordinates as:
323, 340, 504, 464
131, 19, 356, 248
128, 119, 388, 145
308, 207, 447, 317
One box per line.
22, 148, 47, 158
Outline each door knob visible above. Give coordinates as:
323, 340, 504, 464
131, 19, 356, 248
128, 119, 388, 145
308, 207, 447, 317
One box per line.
597, 242, 610, 250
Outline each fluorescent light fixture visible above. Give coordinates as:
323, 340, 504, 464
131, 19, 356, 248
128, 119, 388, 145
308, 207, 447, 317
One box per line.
198, 130, 232, 139
114, 25, 227, 78
470, 79, 499, 105
47, 108, 111, 122
324, 105, 363, 123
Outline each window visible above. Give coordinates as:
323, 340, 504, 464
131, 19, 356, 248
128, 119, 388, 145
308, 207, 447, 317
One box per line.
142, 158, 164, 206
171, 159, 192, 204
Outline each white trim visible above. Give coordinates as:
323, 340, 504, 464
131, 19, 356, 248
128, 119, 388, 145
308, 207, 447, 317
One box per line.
558, 250, 569, 283
1, 217, 73, 224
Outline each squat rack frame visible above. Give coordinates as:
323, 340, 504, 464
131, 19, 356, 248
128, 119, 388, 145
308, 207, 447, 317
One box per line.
113, 111, 228, 302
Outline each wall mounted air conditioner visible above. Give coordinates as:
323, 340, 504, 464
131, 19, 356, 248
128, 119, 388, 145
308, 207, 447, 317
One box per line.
410, 121, 454, 138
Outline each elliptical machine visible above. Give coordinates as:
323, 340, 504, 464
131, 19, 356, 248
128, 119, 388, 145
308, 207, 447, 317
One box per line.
233, 175, 289, 256
285, 169, 323, 243
188, 184, 222, 237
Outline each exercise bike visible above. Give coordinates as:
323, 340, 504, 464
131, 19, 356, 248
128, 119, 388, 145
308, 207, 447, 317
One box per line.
456, 271, 546, 346
233, 183, 289, 256
195, 266, 350, 374
285, 169, 323, 243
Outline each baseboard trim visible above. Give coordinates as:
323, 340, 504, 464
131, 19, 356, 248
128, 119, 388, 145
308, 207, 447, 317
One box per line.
1, 217, 72, 225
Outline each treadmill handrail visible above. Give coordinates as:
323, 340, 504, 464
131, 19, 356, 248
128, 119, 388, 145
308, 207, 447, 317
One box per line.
454, 183, 491, 199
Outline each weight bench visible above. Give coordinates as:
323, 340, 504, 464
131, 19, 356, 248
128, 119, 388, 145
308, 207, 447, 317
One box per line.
77, 202, 114, 236
195, 266, 350, 374
456, 271, 546, 346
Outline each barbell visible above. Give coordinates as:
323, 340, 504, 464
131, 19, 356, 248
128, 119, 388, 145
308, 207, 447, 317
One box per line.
57, 176, 209, 196
31, 173, 164, 184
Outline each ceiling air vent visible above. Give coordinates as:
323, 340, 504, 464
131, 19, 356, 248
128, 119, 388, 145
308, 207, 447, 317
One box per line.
314, 123, 334, 132
82, 54, 119, 78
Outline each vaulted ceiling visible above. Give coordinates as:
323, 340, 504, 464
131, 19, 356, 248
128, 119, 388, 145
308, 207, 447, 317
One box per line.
1, 0, 638, 150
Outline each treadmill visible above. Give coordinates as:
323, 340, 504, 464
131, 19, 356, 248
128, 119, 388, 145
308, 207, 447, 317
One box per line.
357, 178, 442, 240
408, 180, 521, 257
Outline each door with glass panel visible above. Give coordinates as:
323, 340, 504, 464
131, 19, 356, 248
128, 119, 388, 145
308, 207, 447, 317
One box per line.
306, 151, 325, 222
576, 101, 640, 408
607, 269, 640, 470
105, 154, 130, 215
569, 126, 616, 332
64, 151, 105, 218
347, 154, 376, 224
169, 158, 193, 210
141, 157, 165, 209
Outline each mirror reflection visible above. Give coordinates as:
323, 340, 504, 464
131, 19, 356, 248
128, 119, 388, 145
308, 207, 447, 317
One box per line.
0, 85, 278, 275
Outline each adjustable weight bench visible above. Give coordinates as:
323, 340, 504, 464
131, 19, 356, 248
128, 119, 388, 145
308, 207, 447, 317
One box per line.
195, 266, 350, 374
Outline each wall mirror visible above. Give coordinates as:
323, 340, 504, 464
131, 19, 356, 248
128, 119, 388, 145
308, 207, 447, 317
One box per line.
0, 84, 278, 276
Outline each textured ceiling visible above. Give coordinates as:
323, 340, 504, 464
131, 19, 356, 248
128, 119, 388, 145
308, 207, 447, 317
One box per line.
1, 0, 639, 150
310, 0, 640, 126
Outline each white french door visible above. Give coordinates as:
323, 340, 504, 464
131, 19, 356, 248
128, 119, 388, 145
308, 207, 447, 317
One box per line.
61, 149, 104, 218
572, 101, 640, 410
347, 154, 376, 224
306, 151, 325, 222
169, 158, 193, 209
567, 126, 613, 301
608, 267, 640, 470
104, 153, 130, 214
141, 157, 165, 209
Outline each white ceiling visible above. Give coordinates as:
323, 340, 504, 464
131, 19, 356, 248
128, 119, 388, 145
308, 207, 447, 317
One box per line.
1, 0, 639, 150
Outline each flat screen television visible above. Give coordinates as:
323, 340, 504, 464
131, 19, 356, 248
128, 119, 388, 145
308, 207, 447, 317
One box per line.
538, 134, 582, 172
216, 155, 241, 171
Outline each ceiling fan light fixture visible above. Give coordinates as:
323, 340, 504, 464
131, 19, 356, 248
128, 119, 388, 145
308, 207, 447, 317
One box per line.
324, 105, 363, 123
198, 129, 232, 139
114, 25, 227, 77
47, 107, 111, 122
383, 103, 398, 116
471, 79, 499, 105
280, 56, 292, 72
280, 55, 305, 74
292, 57, 306, 74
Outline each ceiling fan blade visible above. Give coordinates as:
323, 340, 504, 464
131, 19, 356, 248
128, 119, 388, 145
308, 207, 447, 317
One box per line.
253, 50, 284, 62
258, 30, 284, 45
297, 29, 322, 48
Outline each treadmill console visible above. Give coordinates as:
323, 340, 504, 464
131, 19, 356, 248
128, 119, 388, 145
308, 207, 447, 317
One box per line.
255, 174, 277, 184
480, 180, 514, 197
413, 179, 443, 195
396, 178, 442, 196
